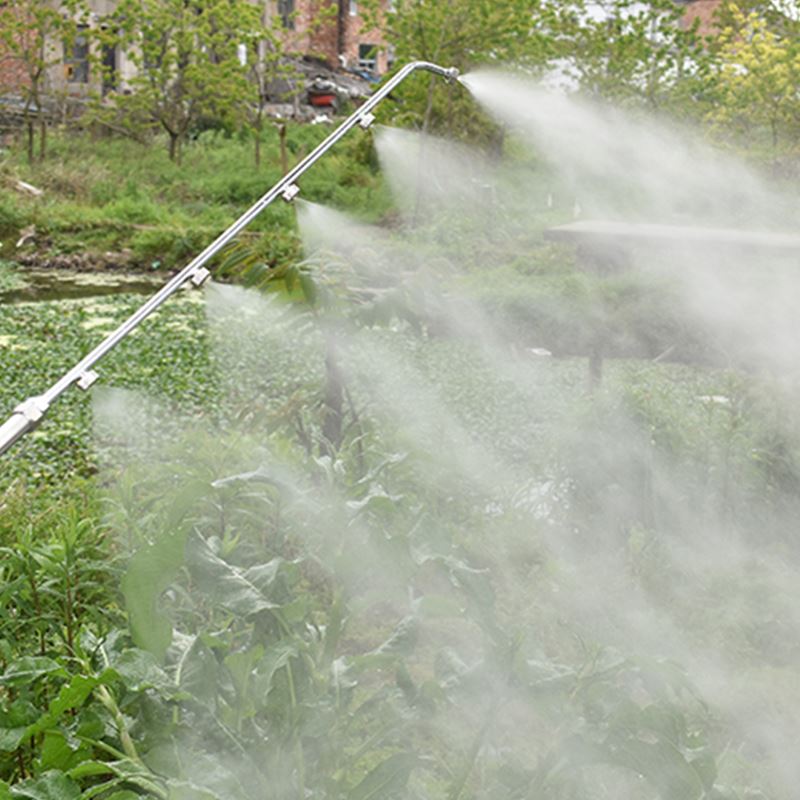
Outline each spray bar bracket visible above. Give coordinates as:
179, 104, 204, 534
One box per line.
281, 183, 301, 203
0, 61, 459, 456
76, 371, 99, 391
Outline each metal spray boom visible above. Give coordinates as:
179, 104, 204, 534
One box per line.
0, 61, 459, 457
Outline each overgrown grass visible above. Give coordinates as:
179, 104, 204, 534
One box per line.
0, 126, 394, 269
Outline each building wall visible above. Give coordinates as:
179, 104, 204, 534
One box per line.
0, 5, 35, 95
282, 0, 393, 74
680, 0, 724, 37
50, 0, 138, 97
1, 0, 394, 103
0, 48, 31, 95
341, 1, 392, 74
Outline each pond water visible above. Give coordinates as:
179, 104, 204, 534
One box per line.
0, 268, 166, 304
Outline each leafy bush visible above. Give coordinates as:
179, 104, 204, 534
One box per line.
0, 196, 22, 233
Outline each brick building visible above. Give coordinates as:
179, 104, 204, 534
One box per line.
275, 0, 394, 75
1, 0, 393, 105
679, 0, 724, 36
0, 0, 138, 101
0, 5, 39, 96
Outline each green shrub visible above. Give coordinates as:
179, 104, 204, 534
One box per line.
130, 226, 205, 265
0, 195, 22, 232
103, 195, 162, 225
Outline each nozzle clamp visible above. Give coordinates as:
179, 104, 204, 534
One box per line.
14, 396, 49, 423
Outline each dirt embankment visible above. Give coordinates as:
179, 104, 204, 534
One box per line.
13, 248, 139, 273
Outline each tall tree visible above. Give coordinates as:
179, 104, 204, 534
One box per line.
557, 0, 707, 111
707, 5, 800, 169
105, 0, 258, 162
363, 0, 552, 141
230, 1, 337, 167
236, 11, 292, 169
364, 0, 711, 140
0, 0, 88, 163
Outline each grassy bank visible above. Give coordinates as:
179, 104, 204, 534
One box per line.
0, 126, 391, 271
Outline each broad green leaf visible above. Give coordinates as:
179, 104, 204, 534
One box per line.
69, 760, 163, 797
39, 732, 80, 773
0, 657, 67, 687
211, 465, 288, 491
10, 671, 121, 756
67, 761, 115, 780
348, 753, 418, 800
223, 645, 264, 719
253, 641, 299, 699
372, 616, 419, 658
299, 272, 317, 306
415, 594, 463, 619
175, 636, 218, 707
689, 750, 718, 791
10, 771, 81, 800
164, 479, 213, 532
242, 558, 293, 594
27, 674, 108, 739
0, 700, 39, 752
350, 617, 419, 671
111, 649, 172, 693
0, 779, 11, 800
605, 733, 706, 800
186, 532, 276, 617
0, 725, 30, 752
122, 529, 187, 662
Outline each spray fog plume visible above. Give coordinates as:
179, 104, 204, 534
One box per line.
96, 72, 800, 799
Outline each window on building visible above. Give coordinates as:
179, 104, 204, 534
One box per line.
358, 43, 377, 73
65, 26, 89, 84
101, 42, 117, 95
278, 0, 295, 29
349, 0, 358, 15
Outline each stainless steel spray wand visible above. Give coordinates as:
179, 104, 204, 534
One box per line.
0, 61, 459, 456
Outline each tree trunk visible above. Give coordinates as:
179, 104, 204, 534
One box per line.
168, 131, 180, 162
38, 117, 47, 162
26, 120, 35, 165
278, 123, 288, 174
254, 127, 261, 168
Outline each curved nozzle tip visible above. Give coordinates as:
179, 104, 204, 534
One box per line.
445, 67, 460, 83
